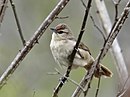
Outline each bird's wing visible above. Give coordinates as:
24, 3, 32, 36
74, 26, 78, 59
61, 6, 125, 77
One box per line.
67, 37, 91, 60
78, 42, 91, 55
75, 42, 91, 60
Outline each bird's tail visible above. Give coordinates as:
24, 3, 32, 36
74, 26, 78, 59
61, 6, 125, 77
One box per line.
84, 63, 113, 78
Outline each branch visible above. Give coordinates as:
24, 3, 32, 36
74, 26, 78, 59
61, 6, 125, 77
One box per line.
95, 0, 128, 87
90, 15, 106, 41
95, 77, 101, 97
0, 0, 8, 25
72, 1, 130, 97
53, 0, 92, 96
112, 0, 120, 21
0, 0, 70, 89
9, 0, 26, 46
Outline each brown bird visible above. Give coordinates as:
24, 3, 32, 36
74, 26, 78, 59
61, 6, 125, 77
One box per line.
50, 23, 112, 78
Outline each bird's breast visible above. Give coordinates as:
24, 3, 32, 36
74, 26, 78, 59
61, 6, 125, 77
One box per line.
50, 39, 74, 66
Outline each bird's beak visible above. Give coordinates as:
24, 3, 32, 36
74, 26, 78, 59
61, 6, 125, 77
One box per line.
50, 27, 57, 33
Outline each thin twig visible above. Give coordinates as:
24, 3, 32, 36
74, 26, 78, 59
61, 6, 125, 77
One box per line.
9, 0, 26, 46
0, 0, 8, 25
110, 0, 122, 39
95, 77, 101, 97
90, 15, 106, 41
0, 0, 70, 89
80, 0, 87, 9
112, 0, 121, 22
114, 2, 119, 21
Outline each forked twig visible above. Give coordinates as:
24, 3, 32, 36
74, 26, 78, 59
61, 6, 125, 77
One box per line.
9, 0, 26, 46
90, 15, 106, 41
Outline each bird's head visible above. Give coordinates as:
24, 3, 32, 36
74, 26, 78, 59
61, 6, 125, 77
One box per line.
50, 23, 73, 40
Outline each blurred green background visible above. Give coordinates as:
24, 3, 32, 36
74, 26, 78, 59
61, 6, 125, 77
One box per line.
0, 0, 130, 97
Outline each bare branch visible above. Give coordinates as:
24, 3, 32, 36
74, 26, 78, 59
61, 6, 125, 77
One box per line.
90, 15, 106, 41
0, 0, 8, 25
95, 0, 128, 87
53, 0, 93, 96
95, 77, 101, 97
112, 0, 119, 21
72, 1, 130, 97
0, 0, 70, 89
112, 0, 121, 23
9, 0, 26, 46
80, 0, 87, 9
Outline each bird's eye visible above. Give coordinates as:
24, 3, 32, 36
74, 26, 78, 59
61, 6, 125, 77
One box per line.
58, 31, 64, 34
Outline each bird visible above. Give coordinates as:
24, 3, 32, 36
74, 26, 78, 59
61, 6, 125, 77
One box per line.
50, 23, 112, 78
